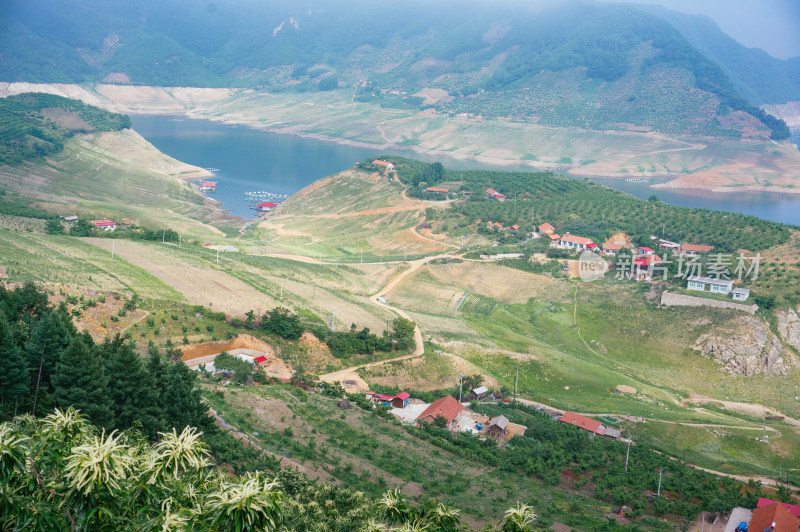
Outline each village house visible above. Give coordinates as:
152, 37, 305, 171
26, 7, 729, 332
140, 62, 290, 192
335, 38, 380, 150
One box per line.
657, 239, 680, 252
89, 219, 117, 231
602, 242, 625, 256
558, 233, 597, 252
637, 246, 655, 256
558, 411, 620, 439
372, 159, 395, 171
253, 355, 270, 368
680, 243, 714, 256
417, 396, 463, 430
486, 221, 505, 231
62, 215, 79, 223
687, 275, 734, 295
756, 498, 800, 519
749, 500, 800, 532
547, 233, 562, 247
425, 187, 449, 198
486, 415, 509, 439
485, 188, 506, 201
538, 223, 555, 235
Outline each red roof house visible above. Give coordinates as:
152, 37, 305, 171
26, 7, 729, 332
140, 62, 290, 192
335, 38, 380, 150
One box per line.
749, 501, 800, 532
559, 412, 605, 434
559, 234, 595, 251
253, 355, 269, 367
417, 396, 463, 429
485, 188, 506, 201
426, 187, 449, 194
680, 243, 714, 256
538, 223, 555, 234
758, 499, 800, 518
89, 219, 117, 231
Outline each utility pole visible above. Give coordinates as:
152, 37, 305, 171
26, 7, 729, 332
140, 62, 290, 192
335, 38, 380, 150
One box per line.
162, 228, 165, 243
216, 250, 219, 265
657, 469, 662, 497
111, 240, 115, 259
625, 436, 632, 472
179, 234, 182, 248
280, 281, 283, 300
404, 247, 407, 261
329, 308, 335, 332
458, 374, 464, 402
514, 365, 519, 405
360, 249, 363, 264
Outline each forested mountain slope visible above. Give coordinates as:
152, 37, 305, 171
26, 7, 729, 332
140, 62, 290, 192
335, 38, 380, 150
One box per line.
0, 0, 790, 139
641, 5, 800, 105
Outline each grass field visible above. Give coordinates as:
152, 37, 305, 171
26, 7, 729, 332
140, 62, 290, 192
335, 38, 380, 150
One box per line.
0, 130, 224, 238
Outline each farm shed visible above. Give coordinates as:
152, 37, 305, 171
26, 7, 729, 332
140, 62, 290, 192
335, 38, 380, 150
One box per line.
487, 415, 509, 439
732, 287, 751, 301
253, 355, 270, 367
391, 392, 410, 408
468, 386, 488, 400
417, 396, 463, 430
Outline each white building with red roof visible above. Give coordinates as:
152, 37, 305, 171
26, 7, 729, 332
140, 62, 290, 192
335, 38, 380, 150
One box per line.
89, 219, 117, 231
558, 233, 596, 251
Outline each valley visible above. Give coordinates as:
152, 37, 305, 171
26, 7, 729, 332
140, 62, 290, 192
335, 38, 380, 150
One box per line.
3, 82, 800, 196
3, 2, 800, 529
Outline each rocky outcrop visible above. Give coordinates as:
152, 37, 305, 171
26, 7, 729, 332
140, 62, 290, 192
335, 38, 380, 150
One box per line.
694, 316, 798, 376
777, 309, 800, 353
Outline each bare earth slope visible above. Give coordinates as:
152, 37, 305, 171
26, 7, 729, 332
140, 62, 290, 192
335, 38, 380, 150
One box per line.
3, 82, 800, 194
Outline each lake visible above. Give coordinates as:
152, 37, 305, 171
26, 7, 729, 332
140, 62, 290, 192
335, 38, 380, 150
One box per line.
131, 115, 800, 225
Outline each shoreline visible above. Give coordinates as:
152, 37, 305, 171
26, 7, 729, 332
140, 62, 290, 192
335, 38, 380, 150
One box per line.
145, 109, 800, 198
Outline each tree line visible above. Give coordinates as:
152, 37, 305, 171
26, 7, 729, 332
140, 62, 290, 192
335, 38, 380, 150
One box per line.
0, 283, 210, 438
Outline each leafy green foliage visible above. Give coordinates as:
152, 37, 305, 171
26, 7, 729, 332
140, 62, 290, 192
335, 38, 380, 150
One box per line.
409, 162, 791, 253
0, 93, 131, 165
261, 307, 304, 340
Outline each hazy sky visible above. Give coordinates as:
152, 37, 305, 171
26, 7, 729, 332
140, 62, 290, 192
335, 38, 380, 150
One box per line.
605, 0, 800, 59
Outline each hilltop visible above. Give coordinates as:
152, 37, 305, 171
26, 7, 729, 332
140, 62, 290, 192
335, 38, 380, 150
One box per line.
0, 0, 793, 141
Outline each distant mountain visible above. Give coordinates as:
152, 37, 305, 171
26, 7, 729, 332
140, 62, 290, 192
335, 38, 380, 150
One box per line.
0, 0, 790, 139
638, 5, 800, 105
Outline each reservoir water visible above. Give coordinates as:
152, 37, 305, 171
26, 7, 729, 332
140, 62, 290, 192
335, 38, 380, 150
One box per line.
131, 114, 800, 225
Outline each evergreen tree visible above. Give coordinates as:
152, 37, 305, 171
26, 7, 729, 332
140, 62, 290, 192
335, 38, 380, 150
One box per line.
0, 311, 29, 417
25, 310, 73, 414
52, 335, 112, 428
105, 340, 162, 438
160, 362, 212, 432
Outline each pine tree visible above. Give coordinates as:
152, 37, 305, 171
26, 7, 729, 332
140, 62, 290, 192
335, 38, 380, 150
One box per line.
160, 362, 212, 432
25, 311, 74, 414
0, 311, 29, 417
52, 335, 112, 428
105, 341, 163, 438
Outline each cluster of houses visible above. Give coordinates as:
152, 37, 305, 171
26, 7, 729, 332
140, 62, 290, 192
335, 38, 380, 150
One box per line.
368, 388, 526, 441
59, 215, 119, 231
370, 387, 629, 443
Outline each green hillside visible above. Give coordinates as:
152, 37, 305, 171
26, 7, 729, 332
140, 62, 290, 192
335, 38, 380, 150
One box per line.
0, 0, 789, 139
642, 6, 800, 105
0, 92, 131, 165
